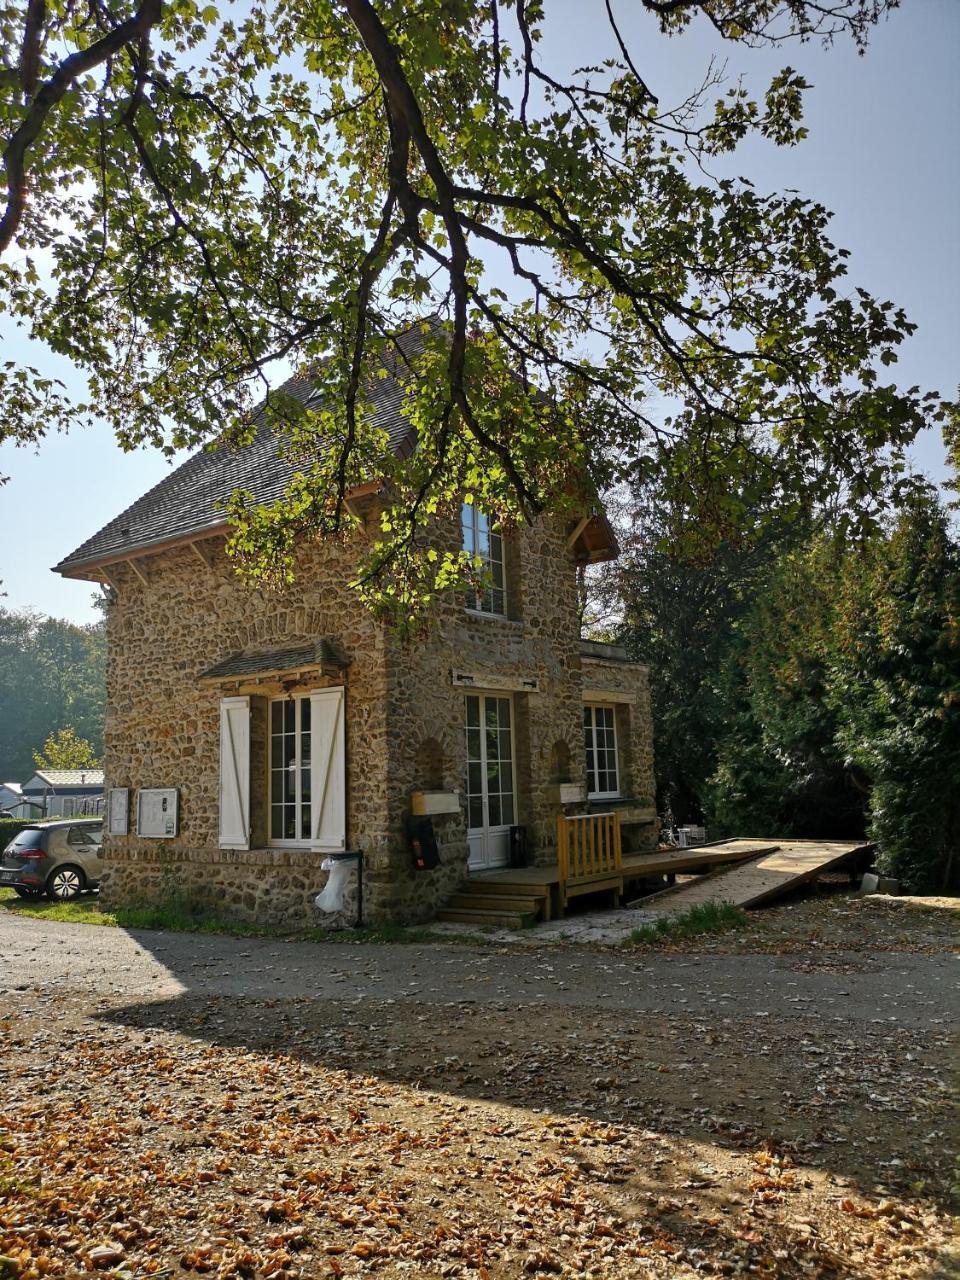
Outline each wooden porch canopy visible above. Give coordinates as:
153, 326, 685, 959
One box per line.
198, 639, 351, 685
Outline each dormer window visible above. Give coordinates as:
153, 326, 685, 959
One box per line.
461, 503, 506, 616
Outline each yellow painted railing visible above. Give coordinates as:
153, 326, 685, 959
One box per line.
557, 811, 622, 887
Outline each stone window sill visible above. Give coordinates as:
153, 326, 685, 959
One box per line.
106, 845, 335, 869
463, 609, 523, 631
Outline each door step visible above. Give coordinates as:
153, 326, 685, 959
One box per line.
445, 893, 540, 914
465, 879, 552, 897
437, 877, 550, 928
435, 907, 533, 929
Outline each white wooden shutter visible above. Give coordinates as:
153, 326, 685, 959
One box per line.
219, 696, 250, 849
309, 687, 346, 850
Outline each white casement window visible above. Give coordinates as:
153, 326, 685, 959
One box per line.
584, 704, 620, 799
270, 694, 313, 843
218, 688, 345, 852
461, 503, 506, 616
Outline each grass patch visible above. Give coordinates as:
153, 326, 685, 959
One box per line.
625, 900, 749, 946
0, 888, 484, 946
0, 888, 112, 926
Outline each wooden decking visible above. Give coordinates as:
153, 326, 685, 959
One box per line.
437, 839, 784, 925
465, 840, 779, 889
633, 839, 874, 912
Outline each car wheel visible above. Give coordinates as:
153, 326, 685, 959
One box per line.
46, 865, 85, 902
14, 887, 44, 900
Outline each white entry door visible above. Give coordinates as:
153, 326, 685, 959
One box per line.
465, 693, 516, 871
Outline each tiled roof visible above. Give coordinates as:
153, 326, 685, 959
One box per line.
54, 326, 432, 574
198, 639, 351, 681
26, 770, 105, 789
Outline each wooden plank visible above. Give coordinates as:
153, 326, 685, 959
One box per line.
470, 865, 561, 888
636, 841, 873, 912
622, 840, 780, 879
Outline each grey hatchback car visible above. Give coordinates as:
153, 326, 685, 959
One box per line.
0, 819, 103, 901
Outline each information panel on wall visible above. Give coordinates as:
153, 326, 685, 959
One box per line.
136, 788, 179, 838
108, 787, 129, 836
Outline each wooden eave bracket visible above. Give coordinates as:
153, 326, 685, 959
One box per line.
125, 557, 150, 587
56, 524, 230, 583
198, 663, 347, 688
190, 540, 215, 569
566, 515, 591, 548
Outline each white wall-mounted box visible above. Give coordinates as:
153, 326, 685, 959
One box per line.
554, 782, 586, 805
411, 790, 460, 816
137, 788, 179, 838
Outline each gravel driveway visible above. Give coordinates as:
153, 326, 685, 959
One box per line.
2, 914, 957, 1026
1, 908, 957, 1279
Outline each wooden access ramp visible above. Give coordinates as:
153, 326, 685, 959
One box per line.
621, 839, 781, 880
631, 839, 874, 912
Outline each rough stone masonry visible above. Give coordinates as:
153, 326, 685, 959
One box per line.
94, 505, 655, 928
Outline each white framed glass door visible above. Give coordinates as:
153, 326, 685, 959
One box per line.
465, 693, 516, 870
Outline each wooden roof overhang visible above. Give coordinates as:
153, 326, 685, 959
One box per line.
568, 509, 619, 564
56, 480, 383, 588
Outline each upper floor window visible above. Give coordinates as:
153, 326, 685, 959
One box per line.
461, 503, 506, 616
584, 704, 619, 799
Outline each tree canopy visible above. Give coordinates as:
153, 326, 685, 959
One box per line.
0, 606, 105, 781
32, 726, 101, 772
1, 0, 950, 612
600, 482, 959, 891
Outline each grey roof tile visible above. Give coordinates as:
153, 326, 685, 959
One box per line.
54, 326, 433, 574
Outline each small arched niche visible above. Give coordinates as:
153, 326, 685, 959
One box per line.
548, 738, 572, 784
415, 736, 447, 791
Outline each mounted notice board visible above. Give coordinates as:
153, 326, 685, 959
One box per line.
108, 787, 129, 836
136, 788, 179, 838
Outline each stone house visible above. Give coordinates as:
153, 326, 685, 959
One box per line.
55, 369, 656, 929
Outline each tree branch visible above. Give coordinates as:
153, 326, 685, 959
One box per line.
0, 0, 162, 255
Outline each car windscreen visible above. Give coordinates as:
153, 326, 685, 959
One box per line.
6, 828, 44, 851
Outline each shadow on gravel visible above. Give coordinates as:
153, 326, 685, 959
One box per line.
98, 973, 959, 1217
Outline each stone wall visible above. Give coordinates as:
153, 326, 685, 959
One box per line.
99, 526, 391, 926
97, 507, 658, 927
99, 845, 359, 929
580, 651, 658, 854
384, 512, 587, 900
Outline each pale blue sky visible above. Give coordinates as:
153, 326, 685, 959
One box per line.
1, 0, 957, 625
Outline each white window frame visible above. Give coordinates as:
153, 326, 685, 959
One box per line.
268, 693, 314, 848
461, 503, 507, 617
584, 703, 620, 800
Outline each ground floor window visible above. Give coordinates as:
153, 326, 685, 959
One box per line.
218, 687, 345, 852
270, 695, 312, 843
584, 704, 619, 799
